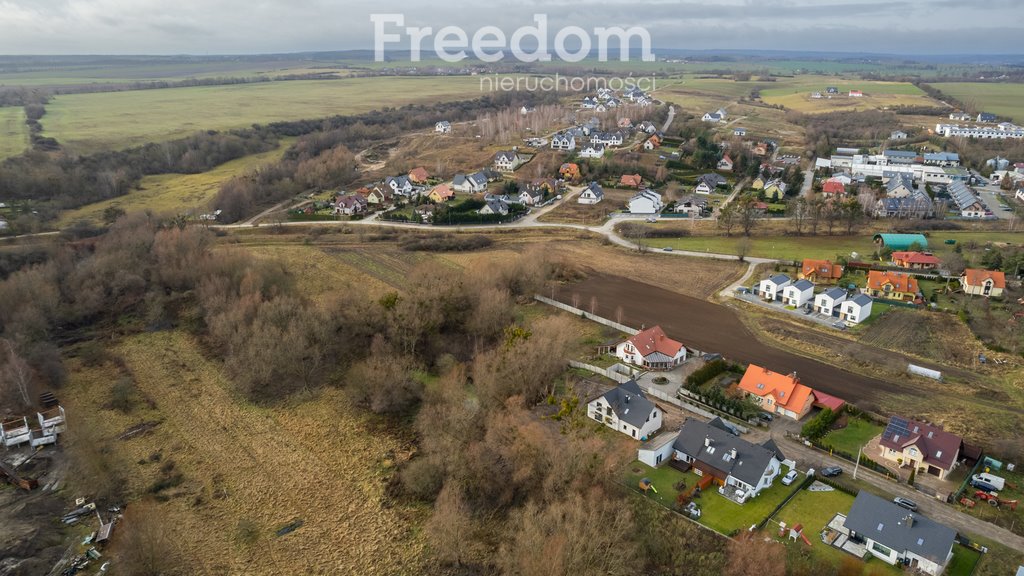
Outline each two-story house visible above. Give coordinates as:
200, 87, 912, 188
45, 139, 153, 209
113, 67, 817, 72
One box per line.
842, 492, 955, 576
757, 274, 792, 302
738, 364, 815, 421
614, 325, 687, 370
587, 380, 662, 440
864, 271, 919, 302
878, 416, 963, 480
814, 287, 847, 316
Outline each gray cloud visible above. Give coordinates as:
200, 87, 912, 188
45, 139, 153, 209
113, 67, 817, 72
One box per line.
0, 0, 1020, 55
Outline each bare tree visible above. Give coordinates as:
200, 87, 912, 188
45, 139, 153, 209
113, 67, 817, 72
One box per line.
718, 203, 739, 236
806, 195, 824, 235
786, 196, 807, 235
115, 501, 182, 576
736, 236, 752, 262
736, 195, 762, 237
426, 481, 479, 567
840, 198, 865, 235
1, 339, 32, 408
589, 295, 598, 315
726, 533, 786, 576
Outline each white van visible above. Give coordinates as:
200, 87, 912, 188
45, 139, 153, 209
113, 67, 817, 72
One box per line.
972, 472, 1005, 491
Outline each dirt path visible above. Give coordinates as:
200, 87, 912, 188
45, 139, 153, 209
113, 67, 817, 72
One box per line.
555, 272, 902, 404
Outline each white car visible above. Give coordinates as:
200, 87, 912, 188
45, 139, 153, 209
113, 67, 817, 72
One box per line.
781, 470, 799, 485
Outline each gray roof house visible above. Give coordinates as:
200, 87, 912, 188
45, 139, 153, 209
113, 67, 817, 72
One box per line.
638, 418, 786, 502
452, 172, 489, 194
587, 380, 662, 440
843, 491, 956, 576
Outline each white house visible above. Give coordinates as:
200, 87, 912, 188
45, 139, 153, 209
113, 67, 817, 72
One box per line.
591, 131, 624, 146
733, 127, 747, 137
478, 197, 509, 216
551, 133, 577, 151
384, 176, 414, 196
815, 287, 848, 317
840, 294, 873, 324
842, 492, 955, 576
615, 325, 687, 370
452, 172, 488, 194
579, 144, 606, 159
518, 188, 545, 206
435, 121, 452, 134
628, 189, 664, 214
581, 96, 598, 109
890, 130, 908, 140
757, 274, 792, 302
638, 418, 786, 502
694, 173, 726, 195
493, 150, 526, 173
577, 182, 605, 204
587, 380, 662, 440
782, 279, 814, 308
702, 112, 723, 123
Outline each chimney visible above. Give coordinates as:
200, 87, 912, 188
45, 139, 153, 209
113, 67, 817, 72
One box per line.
705, 436, 712, 447
904, 514, 915, 528
730, 448, 738, 460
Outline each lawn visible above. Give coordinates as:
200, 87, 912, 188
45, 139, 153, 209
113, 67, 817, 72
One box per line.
625, 461, 799, 535
822, 418, 884, 457
57, 140, 294, 226
0, 106, 27, 159
929, 82, 1024, 123
43, 76, 488, 152
769, 487, 902, 576
946, 545, 982, 576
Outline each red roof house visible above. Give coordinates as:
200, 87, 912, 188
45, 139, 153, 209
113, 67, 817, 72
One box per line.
614, 326, 687, 370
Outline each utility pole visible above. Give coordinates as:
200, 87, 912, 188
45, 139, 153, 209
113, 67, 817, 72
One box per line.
853, 444, 863, 480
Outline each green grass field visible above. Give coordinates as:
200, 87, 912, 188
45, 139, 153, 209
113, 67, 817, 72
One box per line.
58, 140, 293, 226
822, 418, 884, 456
759, 79, 935, 113
929, 82, 1024, 123
0, 106, 27, 159
645, 231, 1024, 262
42, 76, 487, 152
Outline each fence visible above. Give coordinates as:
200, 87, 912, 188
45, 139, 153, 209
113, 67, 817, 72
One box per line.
646, 387, 750, 434
568, 361, 636, 384
533, 295, 639, 335
677, 387, 758, 428
788, 431, 900, 481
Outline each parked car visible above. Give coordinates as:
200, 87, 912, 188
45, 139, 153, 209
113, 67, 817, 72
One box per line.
645, 217, 658, 223
821, 466, 843, 477
893, 497, 918, 512
757, 412, 774, 423
803, 307, 814, 315
663, 247, 673, 252
782, 470, 799, 485
721, 421, 740, 436
832, 321, 847, 331
971, 479, 997, 493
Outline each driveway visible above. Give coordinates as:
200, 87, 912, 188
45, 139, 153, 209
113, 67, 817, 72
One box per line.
734, 291, 847, 330
977, 185, 1012, 219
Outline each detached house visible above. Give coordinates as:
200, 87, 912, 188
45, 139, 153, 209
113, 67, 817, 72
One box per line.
815, 287, 848, 317
891, 251, 941, 270
628, 189, 664, 214
579, 144, 606, 159
865, 271, 919, 302
620, 173, 643, 188
843, 492, 956, 576
782, 280, 815, 308
879, 416, 963, 480
960, 268, 1005, 298
637, 417, 786, 502
757, 274, 792, 302
643, 135, 661, 150
717, 154, 734, 172
800, 259, 844, 283
738, 364, 815, 421
694, 173, 726, 195
551, 133, 577, 151
886, 174, 916, 198
408, 166, 430, 185
587, 380, 662, 440
478, 197, 509, 216
494, 150, 527, 173
762, 179, 788, 201
452, 172, 488, 194
428, 184, 455, 203
560, 162, 581, 181
821, 180, 847, 197
435, 121, 452, 134
385, 176, 414, 197
334, 194, 368, 216
577, 182, 605, 204
840, 294, 873, 324
615, 325, 687, 370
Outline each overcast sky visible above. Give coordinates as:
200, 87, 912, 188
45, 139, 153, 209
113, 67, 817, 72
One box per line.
1, 0, 1022, 56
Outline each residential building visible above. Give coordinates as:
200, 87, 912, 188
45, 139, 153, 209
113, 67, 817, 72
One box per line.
815, 287, 848, 316
810, 92, 823, 99
385, 176, 414, 196
757, 274, 792, 302
577, 182, 605, 204
733, 127, 747, 137
843, 491, 956, 576
579, 144, 606, 159
890, 130, 908, 140
960, 268, 1005, 298
478, 197, 509, 216
800, 259, 844, 283
620, 173, 643, 188
618, 117, 633, 129
840, 294, 873, 324
738, 364, 815, 420
849, 90, 863, 97
826, 87, 839, 94
674, 194, 707, 217
627, 189, 664, 214
717, 154, 734, 172
435, 121, 452, 134
638, 121, 658, 134
694, 173, 727, 195
614, 325, 687, 370
822, 180, 846, 196
581, 96, 598, 109
334, 194, 368, 216
518, 186, 545, 206
408, 166, 430, 184
452, 172, 488, 194
551, 132, 577, 151
949, 112, 971, 121
591, 131, 625, 147
587, 380, 662, 440
366, 186, 394, 206
886, 173, 916, 198
493, 150, 527, 173
891, 251, 941, 270
637, 417, 786, 502
762, 179, 788, 200
865, 271, 919, 302
559, 162, 580, 180
947, 181, 990, 218
874, 196, 936, 219
934, 123, 1024, 140
782, 280, 815, 308
879, 416, 963, 480
978, 112, 997, 123
642, 135, 661, 150
428, 184, 455, 203
702, 112, 723, 123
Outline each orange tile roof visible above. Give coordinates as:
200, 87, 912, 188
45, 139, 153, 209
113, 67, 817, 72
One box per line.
801, 259, 843, 280
738, 364, 814, 410
962, 268, 1005, 289
627, 326, 683, 359
822, 181, 846, 195
430, 184, 454, 201
891, 251, 941, 266
866, 270, 919, 294
620, 174, 643, 188
409, 167, 430, 183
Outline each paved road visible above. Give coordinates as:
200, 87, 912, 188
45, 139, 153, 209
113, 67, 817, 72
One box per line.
800, 163, 815, 197
662, 106, 676, 133
976, 185, 1012, 219
772, 435, 1024, 551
